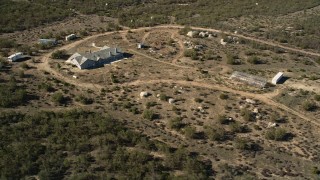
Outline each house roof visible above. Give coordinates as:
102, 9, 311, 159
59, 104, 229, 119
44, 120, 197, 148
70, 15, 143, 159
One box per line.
69, 47, 122, 66
8, 52, 23, 59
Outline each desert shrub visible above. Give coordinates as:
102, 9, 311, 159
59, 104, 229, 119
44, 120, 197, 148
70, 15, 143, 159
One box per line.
302, 101, 317, 111
110, 74, 119, 83
234, 138, 259, 151
38, 83, 54, 92
241, 108, 255, 121
51, 50, 68, 59
0, 83, 27, 108
18, 70, 25, 78
159, 94, 168, 101
217, 115, 229, 124
51, 92, 66, 105
142, 109, 156, 120
194, 98, 203, 103
219, 93, 229, 100
229, 122, 248, 133
226, 54, 240, 65
184, 49, 197, 58
184, 125, 196, 139
168, 117, 184, 130
0, 57, 8, 69
146, 101, 157, 109
265, 128, 289, 141
312, 167, 320, 175
76, 95, 94, 105
0, 38, 16, 48
204, 126, 226, 141
270, 113, 286, 123
315, 94, 320, 101
179, 26, 192, 35
234, 138, 249, 150
20, 63, 29, 69
247, 56, 261, 64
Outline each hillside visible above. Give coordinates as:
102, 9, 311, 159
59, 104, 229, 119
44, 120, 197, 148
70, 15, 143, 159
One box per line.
1, 1, 320, 179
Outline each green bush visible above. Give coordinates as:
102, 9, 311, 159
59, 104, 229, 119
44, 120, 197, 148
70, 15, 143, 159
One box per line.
302, 101, 317, 111
146, 101, 157, 109
219, 93, 229, 100
0, 38, 16, 48
217, 115, 229, 124
168, 117, 184, 130
265, 128, 289, 141
229, 122, 248, 133
76, 95, 93, 105
143, 109, 156, 120
184, 49, 197, 58
51, 92, 66, 105
159, 94, 168, 101
51, 50, 68, 59
247, 56, 261, 64
20, 63, 29, 69
241, 108, 255, 122
184, 125, 197, 139
204, 126, 226, 141
0, 82, 27, 108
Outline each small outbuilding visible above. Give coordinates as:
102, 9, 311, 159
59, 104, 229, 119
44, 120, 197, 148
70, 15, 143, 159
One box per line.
272, 72, 284, 85
187, 31, 198, 38
140, 91, 150, 98
168, 98, 175, 104
137, 43, 145, 49
65, 34, 77, 41
39, 39, 57, 46
8, 52, 24, 62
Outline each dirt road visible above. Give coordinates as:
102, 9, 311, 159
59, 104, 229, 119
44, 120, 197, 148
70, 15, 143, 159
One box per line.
35, 24, 320, 127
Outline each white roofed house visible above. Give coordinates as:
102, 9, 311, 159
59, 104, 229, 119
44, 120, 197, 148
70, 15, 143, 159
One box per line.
66, 46, 124, 69
8, 52, 24, 62
38, 39, 57, 46
272, 72, 284, 85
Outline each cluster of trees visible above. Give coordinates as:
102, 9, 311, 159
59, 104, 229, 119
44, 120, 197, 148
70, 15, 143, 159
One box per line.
0, 78, 28, 108
0, 110, 212, 179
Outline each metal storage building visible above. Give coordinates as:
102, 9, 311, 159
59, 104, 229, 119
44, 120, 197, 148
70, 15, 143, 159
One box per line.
230, 71, 267, 88
272, 72, 284, 85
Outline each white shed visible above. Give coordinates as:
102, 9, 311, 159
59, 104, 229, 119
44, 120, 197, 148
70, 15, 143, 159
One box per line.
187, 31, 198, 38
137, 43, 144, 49
65, 34, 77, 41
8, 52, 23, 62
272, 72, 284, 85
